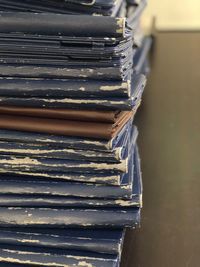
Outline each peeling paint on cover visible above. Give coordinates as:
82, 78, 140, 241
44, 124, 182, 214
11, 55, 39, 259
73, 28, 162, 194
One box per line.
0, 248, 119, 267
0, 227, 125, 255
78, 261, 93, 267
0, 206, 141, 228
0, 169, 121, 185
0, 156, 128, 173
99, 82, 127, 91
0, 75, 145, 110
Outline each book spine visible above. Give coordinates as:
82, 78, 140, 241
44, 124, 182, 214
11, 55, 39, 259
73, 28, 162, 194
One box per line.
0, 142, 121, 163
0, 195, 140, 208
0, 155, 128, 173
0, 13, 125, 38
0, 78, 130, 98
0, 95, 132, 110
0, 247, 118, 267
0, 65, 123, 81
0, 207, 140, 228
0, 130, 110, 151
0, 169, 121, 185
0, 230, 120, 255
0, 178, 132, 199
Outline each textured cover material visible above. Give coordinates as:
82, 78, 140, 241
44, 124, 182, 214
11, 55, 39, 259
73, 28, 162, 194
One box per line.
0, 13, 132, 80
0, 206, 140, 228
0, 129, 136, 186
0, 154, 128, 174
0, 125, 135, 165
0, 13, 126, 37
0, 74, 146, 110
0, 173, 132, 199
0, 110, 134, 139
0, 245, 120, 267
0, 149, 140, 230
0, 0, 124, 16
0, 77, 132, 98
0, 143, 137, 199
0, 228, 125, 255
0, 125, 137, 186
0, 143, 142, 207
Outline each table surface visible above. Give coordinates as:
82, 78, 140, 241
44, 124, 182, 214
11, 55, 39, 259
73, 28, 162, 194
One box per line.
121, 32, 200, 267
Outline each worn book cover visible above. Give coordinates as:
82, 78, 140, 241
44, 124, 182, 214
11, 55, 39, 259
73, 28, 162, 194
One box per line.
0, 244, 121, 267
0, 228, 125, 255
0, 124, 138, 185
0, 0, 125, 16
0, 142, 140, 200
0, 143, 142, 208
0, 13, 133, 80
0, 74, 146, 110
0, 206, 140, 228
0, 126, 137, 178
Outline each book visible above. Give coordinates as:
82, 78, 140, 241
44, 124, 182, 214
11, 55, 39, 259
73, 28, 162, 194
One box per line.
0, 125, 138, 177
0, 75, 146, 110
0, 154, 128, 174
0, 124, 136, 164
0, 144, 137, 199
0, 0, 125, 16
0, 228, 125, 255
0, 244, 121, 267
0, 129, 138, 187
0, 144, 142, 207
0, 120, 132, 152
0, 206, 140, 228
0, 13, 133, 80
0, 77, 132, 98
0, 110, 135, 139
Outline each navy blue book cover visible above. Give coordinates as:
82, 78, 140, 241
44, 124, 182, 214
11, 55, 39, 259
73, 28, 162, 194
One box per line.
0, 145, 142, 228
0, 141, 137, 197
0, 143, 142, 208
0, 148, 134, 199
0, 74, 146, 110
0, 13, 133, 80
0, 206, 140, 228
0, 1, 147, 265
0, 244, 120, 267
0, 143, 142, 207
0, 228, 125, 255
0, 0, 125, 16
0, 124, 137, 186
0, 139, 136, 184
0, 77, 131, 98
0, 155, 128, 174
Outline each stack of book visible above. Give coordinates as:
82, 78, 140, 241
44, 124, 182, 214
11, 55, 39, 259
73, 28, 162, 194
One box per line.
0, 1, 151, 266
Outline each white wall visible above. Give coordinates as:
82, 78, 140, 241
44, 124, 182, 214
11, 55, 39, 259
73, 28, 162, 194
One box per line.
142, 0, 200, 31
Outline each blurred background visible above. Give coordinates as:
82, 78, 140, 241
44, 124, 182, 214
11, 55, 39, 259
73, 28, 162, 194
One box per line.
122, 1, 200, 267
141, 0, 200, 31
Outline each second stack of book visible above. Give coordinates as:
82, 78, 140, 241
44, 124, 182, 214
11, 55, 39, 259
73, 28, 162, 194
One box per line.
0, 0, 151, 266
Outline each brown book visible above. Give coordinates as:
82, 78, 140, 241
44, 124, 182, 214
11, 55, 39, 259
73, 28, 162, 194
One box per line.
0, 109, 137, 140
0, 106, 124, 123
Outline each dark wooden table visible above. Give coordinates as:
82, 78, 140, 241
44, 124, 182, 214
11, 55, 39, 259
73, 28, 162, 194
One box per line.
121, 32, 200, 267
